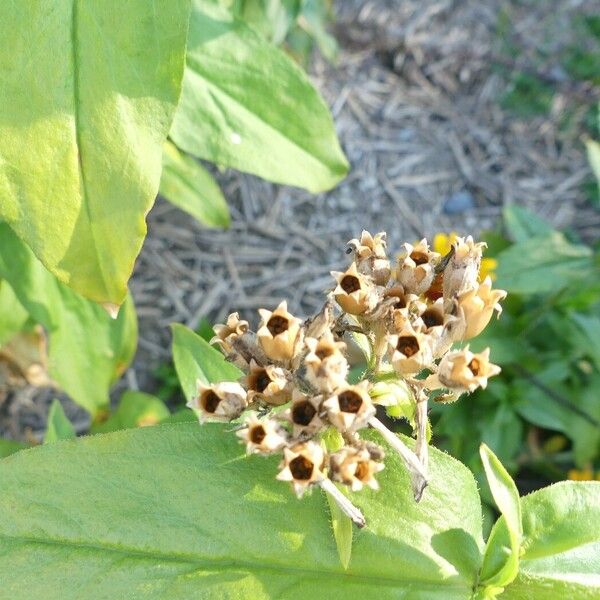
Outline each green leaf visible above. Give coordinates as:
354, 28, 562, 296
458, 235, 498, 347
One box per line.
503, 205, 552, 243
478, 444, 522, 591
45, 400, 76, 443
171, 323, 243, 403
92, 392, 171, 434
0, 438, 28, 459
586, 138, 600, 191
0, 224, 138, 416
170, 0, 349, 193
571, 313, 600, 371
499, 482, 600, 599
495, 232, 593, 294
160, 141, 230, 228
0, 423, 484, 599
0, 0, 191, 306
0, 281, 29, 345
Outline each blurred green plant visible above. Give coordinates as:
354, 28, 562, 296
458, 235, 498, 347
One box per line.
432, 205, 600, 505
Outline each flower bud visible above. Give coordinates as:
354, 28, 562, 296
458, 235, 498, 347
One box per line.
187, 380, 247, 422
387, 323, 433, 375
331, 263, 378, 315
455, 277, 507, 339
442, 236, 486, 301
304, 331, 349, 393
347, 230, 391, 285
330, 446, 384, 491
323, 381, 376, 433
396, 239, 440, 295
283, 390, 324, 438
437, 346, 501, 393
257, 301, 302, 363
244, 360, 292, 406
237, 413, 288, 455
277, 442, 326, 497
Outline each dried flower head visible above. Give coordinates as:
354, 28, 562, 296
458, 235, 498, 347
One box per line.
443, 236, 486, 301
323, 381, 376, 432
388, 323, 433, 375
257, 301, 303, 363
397, 239, 440, 295
277, 442, 326, 497
188, 380, 247, 422
237, 413, 288, 454
347, 230, 391, 285
304, 330, 349, 393
245, 360, 291, 406
437, 346, 501, 393
211, 312, 249, 354
330, 446, 385, 491
455, 277, 507, 340
331, 262, 378, 315
283, 390, 324, 438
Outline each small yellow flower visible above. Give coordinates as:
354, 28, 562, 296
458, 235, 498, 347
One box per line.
567, 467, 600, 481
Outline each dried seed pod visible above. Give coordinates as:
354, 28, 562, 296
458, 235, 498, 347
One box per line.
283, 390, 324, 438
387, 323, 434, 375
437, 346, 501, 393
304, 330, 349, 393
415, 298, 463, 357
455, 277, 507, 339
237, 413, 288, 455
245, 360, 292, 406
330, 446, 385, 491
323, 381, 376, 433
187, 380, 248, 422
347, 230, 391, 285
397, 239, 440, 295
277, 441, 326, 497
211, 312, 249, 354
331, 263, 378, 315
442, 236, 486, 302
257, 301, 303, 363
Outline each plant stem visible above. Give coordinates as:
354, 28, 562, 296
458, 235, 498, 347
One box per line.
415, 394, 429, 472
369, 416, 428, 501
320, 478, 366, 528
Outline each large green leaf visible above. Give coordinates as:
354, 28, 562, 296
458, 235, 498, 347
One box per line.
0, 423, 484, 599
495, 232, 594, 294
500, 482, 600, 599
502, 205, 552, 243
0, 0, 191, 306
171, 323, 243, 403
160, 141, 230, 228
478, 444, 522, 592
0, 224, 138, 416
170, 0, 349, 193
0, 438, 28, 459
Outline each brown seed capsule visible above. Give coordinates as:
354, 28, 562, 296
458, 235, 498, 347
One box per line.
283, 390, 324, 438
323, 382, 376, 433
211, 312, 249, 354
276, 442, 326, 497
244, 360, 292, 406
387, 323, 434, 375
236, 413, 288, 455
187, 380, 248, 423
455, 277, 507, 340
347, 230, 391, 286
415, 298, 462, 358
442, 236, 486, 302
397, 239, 440, 295
437, 346, 501, 393
257, 301, 303, 363
331, 263, 378, 315
330, 446, 384, 491
304, 331, 349, 393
